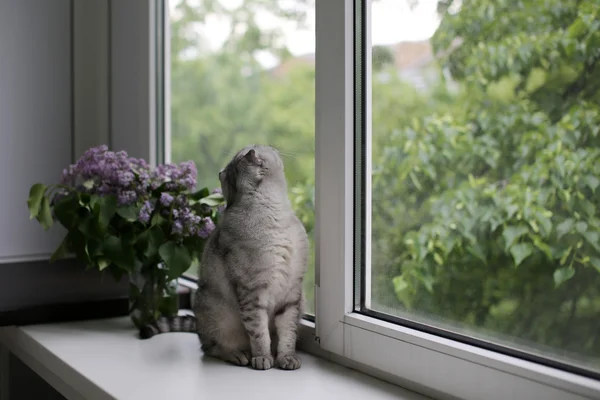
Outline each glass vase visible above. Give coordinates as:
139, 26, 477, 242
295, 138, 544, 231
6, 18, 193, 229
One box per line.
128, 262, 179, 333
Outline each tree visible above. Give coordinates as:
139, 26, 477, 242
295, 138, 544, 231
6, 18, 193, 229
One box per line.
373, 0, 600, 362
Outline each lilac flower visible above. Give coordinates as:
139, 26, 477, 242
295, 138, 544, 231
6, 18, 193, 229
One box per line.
139, 201, 154, 224
151, 161, 197, 192
59, 145, 154, 202
117, 171, 135, 186
55, 145, 217, 241
160, 193, 174, 207
211, 187, 222, 194
198, 217, 216, 238
118, 190, 137, 206
172, 221, 183, 235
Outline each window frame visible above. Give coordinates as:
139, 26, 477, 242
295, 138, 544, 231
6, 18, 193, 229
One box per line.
313, 1, 600, 399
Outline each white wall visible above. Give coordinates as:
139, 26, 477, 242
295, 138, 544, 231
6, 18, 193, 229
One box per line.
0, 0, 72, 262
73, 0, 111, 158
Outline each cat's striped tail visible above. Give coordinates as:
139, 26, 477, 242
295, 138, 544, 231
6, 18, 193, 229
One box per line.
139, 315, 197, 339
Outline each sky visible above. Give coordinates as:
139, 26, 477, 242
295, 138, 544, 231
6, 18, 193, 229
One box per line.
170, 0, 440, 67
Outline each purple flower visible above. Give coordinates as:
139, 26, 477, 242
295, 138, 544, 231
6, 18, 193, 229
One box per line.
118, 190, 137, 206
172, 221, 183, 235
139, 201, 154, 224
59, 145, 154, 202
211, 187, 222, 194
55, 145, 214, 240
160, 193, 174, 206
117, 171, 135, 186
198, 217, 216, 238
151, 161, 197, 192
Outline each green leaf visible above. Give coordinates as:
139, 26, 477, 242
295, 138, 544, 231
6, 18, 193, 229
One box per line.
102, 235, 135, 271
579, 199, 596, 217
190, 187, 210, 201
502, 225, 529, 250
558, 246, 572, 265
568, 17, 586, 39
590, 257, 600, 273
97, 195, 118, 230
159, 241, 192, 280
50, 236, 70, 263
36, 196, 54, 230
141, 226, 165, 259
27, 183, 46, 219
116, 205, 139, 222
556, 218, 574, 240
582, 231, 600, 252
77, 213, 102, 240
53, 193, 81, 229
532, 235, 552, 260
392, 275, 408, 293
151, 213, 165, 227
584, 175, 600, 193
199, 193, 225, 207
466, 243, 486, 264
97, 257, 111, 271
510, 243, 533, 267
392, 275, 412, 309
553, 267, 575, 288
66, 229, 91, 264
575, 221, 588, 233
534, 212, 552, 238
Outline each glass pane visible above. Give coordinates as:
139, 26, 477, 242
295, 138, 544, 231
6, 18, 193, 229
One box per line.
368, 0, 600, 374
168, 0, 316, 314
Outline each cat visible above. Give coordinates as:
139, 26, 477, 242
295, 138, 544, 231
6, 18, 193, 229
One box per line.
193, 145, 309, 370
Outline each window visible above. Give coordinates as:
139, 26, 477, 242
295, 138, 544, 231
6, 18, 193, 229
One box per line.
315, 0, 600, 399
168, 0, 316, 314
368, 0, 600, 376
165, 0, 600, 397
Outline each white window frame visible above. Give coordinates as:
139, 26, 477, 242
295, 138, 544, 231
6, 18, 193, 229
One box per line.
313, 1, 600, 400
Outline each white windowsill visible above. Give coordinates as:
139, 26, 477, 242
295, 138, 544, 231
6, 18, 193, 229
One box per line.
0, 317, 429, 400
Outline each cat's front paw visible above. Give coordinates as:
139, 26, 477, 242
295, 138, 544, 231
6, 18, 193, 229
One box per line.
251, 355, 274, 370
277, 354, 301, 370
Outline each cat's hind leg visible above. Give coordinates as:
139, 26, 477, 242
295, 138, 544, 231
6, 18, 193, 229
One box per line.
201, 341, 251, 366
195, 294, 251, 366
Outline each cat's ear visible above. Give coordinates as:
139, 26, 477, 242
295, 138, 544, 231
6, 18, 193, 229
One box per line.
244, 149, 262, 166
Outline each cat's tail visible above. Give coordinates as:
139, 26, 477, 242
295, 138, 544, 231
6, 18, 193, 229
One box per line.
139, 315, 197, 339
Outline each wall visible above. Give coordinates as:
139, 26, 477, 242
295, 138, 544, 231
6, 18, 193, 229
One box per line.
0, 0, 72, 262
0, 0, 158, 397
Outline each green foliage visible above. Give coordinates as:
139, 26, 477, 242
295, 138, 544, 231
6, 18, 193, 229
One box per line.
27, 184, 224, 282
369, 0, 600, 363
27, 183, 46, 220
159, 241, 193, 280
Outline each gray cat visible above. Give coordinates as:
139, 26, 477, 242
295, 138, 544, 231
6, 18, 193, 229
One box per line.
193, 145, 309, 370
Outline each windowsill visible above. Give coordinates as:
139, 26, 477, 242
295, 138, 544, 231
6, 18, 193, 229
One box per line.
0, 317, 429, 400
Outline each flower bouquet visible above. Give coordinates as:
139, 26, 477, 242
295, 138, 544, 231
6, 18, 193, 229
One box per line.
26, 145, 224, 334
